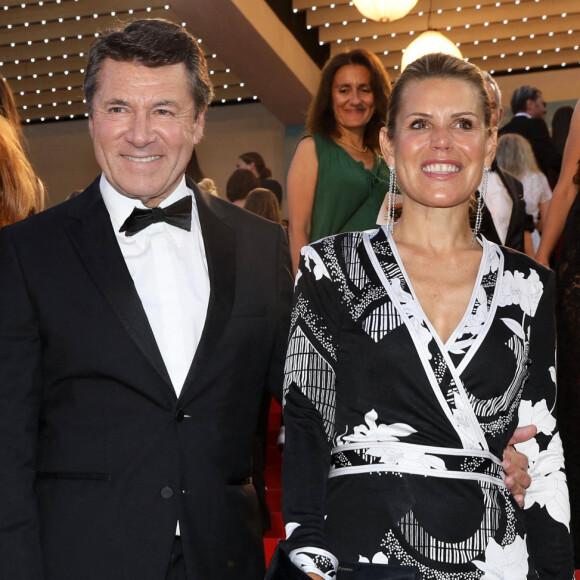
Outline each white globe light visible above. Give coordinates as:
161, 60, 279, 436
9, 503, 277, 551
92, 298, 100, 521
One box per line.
352, 0, 418, 23
401, 31, 463, 71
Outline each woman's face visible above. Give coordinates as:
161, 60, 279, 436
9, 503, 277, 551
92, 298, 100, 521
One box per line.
380, 77, 496, 210
332, 64, 376, 133
236, 158, 257, 177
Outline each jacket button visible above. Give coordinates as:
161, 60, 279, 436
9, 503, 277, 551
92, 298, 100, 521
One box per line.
160, 486, 174, 499
175, 409, 185, 422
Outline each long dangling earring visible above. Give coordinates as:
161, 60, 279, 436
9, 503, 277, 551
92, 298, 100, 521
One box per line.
473, 165, 489, 241
386, 165, 397, 235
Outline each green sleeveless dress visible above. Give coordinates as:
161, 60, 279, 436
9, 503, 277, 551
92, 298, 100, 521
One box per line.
308, 134, 391, 243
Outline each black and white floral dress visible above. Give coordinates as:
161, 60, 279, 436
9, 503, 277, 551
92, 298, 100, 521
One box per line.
280, 227, 573, 579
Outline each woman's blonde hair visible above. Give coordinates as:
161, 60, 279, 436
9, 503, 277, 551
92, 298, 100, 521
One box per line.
495, 133, 541, 180
0, 116, 44, 229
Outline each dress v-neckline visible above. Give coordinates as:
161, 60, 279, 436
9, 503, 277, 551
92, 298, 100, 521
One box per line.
332, 138, 378, 173
387, 232, 489, 351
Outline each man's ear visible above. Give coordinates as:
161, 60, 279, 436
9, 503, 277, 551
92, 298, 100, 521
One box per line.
485, 127, 498, 167
193, 110, 206, 144
379, 126, 394, 166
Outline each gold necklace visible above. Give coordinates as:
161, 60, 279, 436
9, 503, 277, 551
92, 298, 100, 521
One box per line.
335, 137, 368, 154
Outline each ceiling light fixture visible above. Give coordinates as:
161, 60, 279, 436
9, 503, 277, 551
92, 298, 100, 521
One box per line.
352, 0, 418, 23
401, 0, 462, 71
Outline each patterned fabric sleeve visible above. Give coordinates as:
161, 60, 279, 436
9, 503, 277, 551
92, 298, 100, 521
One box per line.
280, 243, 342, 579
515, 270, 575, 577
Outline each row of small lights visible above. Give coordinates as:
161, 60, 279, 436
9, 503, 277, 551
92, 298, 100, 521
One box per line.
1, 3, 257, 122
294, 1, 578, 72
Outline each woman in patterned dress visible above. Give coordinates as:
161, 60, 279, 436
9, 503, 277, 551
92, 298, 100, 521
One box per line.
278, 54, 573, 579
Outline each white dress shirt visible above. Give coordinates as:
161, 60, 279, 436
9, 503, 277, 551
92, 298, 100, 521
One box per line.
100, 174, 210, 397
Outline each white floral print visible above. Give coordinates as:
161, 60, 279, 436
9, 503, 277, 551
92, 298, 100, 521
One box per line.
340, 409, 416, 443
301, 245, 331, 281
473, 536, 529, 578
498, 269, 543, 317
359, 552, 390, 564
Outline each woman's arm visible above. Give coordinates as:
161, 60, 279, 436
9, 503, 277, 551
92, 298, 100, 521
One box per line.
536, 101, 580, 266
287, 137, 319, 274
535, 199, 551, 233
523, 231, 534, 257
279, 244, 342, 580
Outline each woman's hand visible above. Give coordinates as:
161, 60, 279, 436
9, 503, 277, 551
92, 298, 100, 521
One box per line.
502, 424, 536, 507
307, 574, 325, 580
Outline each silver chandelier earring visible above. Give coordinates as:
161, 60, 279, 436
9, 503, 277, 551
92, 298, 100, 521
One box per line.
473, 165, 489, 242
386, 165, 397, 235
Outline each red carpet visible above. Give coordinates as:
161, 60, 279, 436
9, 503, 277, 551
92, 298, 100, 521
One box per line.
263, 398, 284, 566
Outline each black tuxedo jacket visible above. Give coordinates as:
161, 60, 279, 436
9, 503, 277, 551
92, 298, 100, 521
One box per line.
478, 163, 531, 253
0, 177, 293, 580
499, 115, 562, 187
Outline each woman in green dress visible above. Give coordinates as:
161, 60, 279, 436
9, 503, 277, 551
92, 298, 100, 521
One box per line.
286, 49, 392, 273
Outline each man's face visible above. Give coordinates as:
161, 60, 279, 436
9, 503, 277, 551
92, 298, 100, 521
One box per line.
89, 59, 204, 207
528, 92, 547, 119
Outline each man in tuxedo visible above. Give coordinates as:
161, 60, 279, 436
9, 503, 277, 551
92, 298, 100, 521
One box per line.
480, 73, 534, 253
0, 19, 292, 580
499, 84, 562, 187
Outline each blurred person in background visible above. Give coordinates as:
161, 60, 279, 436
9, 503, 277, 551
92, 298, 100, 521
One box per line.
286, 48, 392, 273
226, 167, 259, 207
496, 133, 552, 253
237, 152, 283, 207
536, 99, 580, 567
0, 77, 25, 143
244, 187, 282, 224
480, 72, 533, 256
197, 177, 218, 197
499, 85, 561, 187
551, 105, 574, 156
0, 116, 45, 229
0, 77, 45, 221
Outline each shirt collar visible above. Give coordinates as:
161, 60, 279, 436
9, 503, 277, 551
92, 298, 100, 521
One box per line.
100, 174, 192, 231
514, 112, 531, 119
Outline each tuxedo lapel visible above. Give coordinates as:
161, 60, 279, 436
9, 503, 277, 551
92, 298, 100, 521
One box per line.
180, 182, 236, 401
64, 179, 174, 399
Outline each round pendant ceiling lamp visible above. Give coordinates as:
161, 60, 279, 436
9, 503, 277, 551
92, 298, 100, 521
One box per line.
352, 0, 418, 23
401, 30, 463, 71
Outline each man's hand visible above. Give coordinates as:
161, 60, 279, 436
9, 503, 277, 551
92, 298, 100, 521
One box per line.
502, 424, 537, 508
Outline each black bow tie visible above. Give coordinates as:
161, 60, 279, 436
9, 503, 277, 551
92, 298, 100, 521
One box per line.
120, 196, 192, 237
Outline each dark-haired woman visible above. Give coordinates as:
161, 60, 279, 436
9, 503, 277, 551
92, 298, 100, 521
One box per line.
286, 49, 393, 273
237, 151, 283, 206
536, 99, 580, 567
